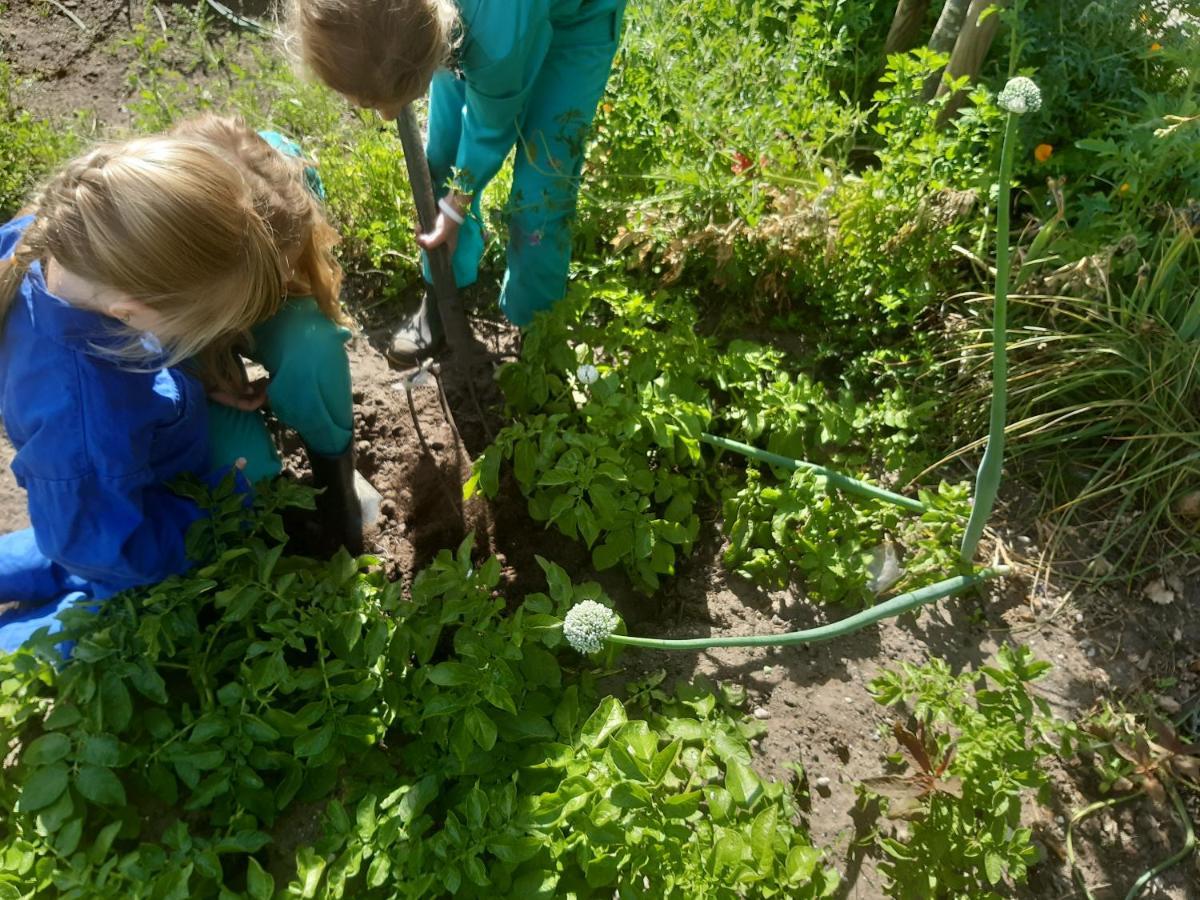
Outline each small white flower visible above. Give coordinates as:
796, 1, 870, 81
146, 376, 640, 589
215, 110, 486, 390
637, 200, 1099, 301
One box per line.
563, 600, 619, 654
576, 363, 600, 386
997, 76, 1042, 115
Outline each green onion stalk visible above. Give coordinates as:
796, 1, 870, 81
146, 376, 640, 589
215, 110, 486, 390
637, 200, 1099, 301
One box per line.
699, 433, 926, 513
562, 567, 1008, 653
959, 77, 1043, 562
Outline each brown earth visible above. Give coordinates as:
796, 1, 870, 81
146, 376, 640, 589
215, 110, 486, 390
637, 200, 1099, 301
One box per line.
3, 3, 1200, 899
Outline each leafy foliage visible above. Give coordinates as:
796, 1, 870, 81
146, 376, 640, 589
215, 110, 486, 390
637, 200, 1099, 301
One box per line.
472, 283, 964, 600
721, 471, 970, 605
864, 645, 1055, 899
0, 479, 837, 898
0, 63, 78, 217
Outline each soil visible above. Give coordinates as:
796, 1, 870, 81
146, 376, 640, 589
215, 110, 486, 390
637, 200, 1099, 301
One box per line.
4, 5, 1200, 899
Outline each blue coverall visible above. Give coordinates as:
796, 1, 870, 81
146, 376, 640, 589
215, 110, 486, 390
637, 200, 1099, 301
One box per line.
427, 0, 627, 326
0, 216, 213, 651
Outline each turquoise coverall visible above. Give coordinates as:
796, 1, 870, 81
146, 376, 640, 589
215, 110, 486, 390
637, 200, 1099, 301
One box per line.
206, 132, 354, 483
426, 0, 627, 326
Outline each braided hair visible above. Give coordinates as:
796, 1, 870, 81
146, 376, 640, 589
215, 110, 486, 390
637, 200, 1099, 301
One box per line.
0, 138, 285, 391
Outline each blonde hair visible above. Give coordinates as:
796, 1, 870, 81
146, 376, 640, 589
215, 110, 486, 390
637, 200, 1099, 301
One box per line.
286, 0, 459, 108
0, 138, 284, 392
170, 113, 346, 325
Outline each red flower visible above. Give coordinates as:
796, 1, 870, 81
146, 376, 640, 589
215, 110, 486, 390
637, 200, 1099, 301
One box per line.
731, 151, 753, 175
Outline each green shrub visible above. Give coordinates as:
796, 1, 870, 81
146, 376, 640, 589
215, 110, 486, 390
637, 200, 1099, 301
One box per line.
0, 63, 78, 217
864, 645, 1055, 899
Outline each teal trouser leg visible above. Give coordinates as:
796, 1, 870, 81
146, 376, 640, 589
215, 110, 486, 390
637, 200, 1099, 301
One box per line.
500, 1, 626, 327
250, 296, 354, 458
424, 71, 486, 290
207, 402, 281, 484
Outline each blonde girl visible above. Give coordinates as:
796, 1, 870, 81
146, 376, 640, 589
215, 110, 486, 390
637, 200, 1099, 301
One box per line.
170, 113, 367, 554
0, 137, 283, 651
287, 0, 627, 359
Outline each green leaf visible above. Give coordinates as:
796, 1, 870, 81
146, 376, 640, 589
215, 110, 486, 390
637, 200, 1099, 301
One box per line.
55, 817, 84, 856
725, 760, 763, 807
427, 662, 476, 687
295, 723, 335, 759
100, 673, 133, 733
580, 696, 626, 748
649, 739, 681, 784
785, 845, 822, 883
85, 820, 121, 866
611, 781, 652, 809
984, 851, 1004, 885
22, 733, 71, 767
43, 704, 82, 731
366, 854, 391, 889
465, 707, 497, 751
76, 765, 127, 806
663, 790, 701, 818
750, 805, 779, 870
79, 734, 120, 767
19, 763, 69, 812
713, 831, 748, 871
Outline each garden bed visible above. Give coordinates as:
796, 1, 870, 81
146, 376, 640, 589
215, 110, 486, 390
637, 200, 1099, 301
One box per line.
3, 1, 1200, 896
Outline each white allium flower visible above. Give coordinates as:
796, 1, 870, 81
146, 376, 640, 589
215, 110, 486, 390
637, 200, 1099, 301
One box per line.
997, 77, 1042, 115
563, 600, 619, 653
576, 363, 600, 385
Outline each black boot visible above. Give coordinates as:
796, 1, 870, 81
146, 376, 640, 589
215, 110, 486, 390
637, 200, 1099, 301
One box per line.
387, 288, 445, 364
309, 445, 365, 557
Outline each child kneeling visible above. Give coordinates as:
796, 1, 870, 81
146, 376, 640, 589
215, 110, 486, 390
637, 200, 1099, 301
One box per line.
0, 137, 284, 651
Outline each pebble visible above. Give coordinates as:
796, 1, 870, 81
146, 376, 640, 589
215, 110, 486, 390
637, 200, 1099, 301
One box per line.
815, 776, 831, 788
753, 707, 771, 720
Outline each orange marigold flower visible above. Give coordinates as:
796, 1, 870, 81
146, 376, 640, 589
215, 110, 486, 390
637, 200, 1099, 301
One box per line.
1034, 143, 1053, 163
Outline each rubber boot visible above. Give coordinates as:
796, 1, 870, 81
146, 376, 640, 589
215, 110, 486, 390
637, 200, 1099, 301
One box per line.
309, 445, 365, 557
388, 288, 445, 364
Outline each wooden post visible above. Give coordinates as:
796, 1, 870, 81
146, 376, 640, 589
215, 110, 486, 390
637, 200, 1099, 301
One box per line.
885, 0, 932, 56
922, 0, 972, 99
935, 0, 1006, 125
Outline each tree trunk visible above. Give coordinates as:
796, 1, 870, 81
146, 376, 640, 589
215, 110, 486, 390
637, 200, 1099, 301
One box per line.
935, 0, 1006, 125
884, 0, 932, 55
922, 0, 973, 99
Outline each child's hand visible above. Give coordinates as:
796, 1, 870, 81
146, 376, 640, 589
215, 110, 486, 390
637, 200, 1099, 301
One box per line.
210, 377, 269, 412
417, 211, 461, 256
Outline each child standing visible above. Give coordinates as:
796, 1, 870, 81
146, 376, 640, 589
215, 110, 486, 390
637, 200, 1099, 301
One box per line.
287, 0, 627, 359
170, 114, 368, 555
0, 138, 284, 651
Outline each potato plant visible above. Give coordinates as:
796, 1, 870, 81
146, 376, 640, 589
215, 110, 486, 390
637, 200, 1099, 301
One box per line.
0, 479, 837, 899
